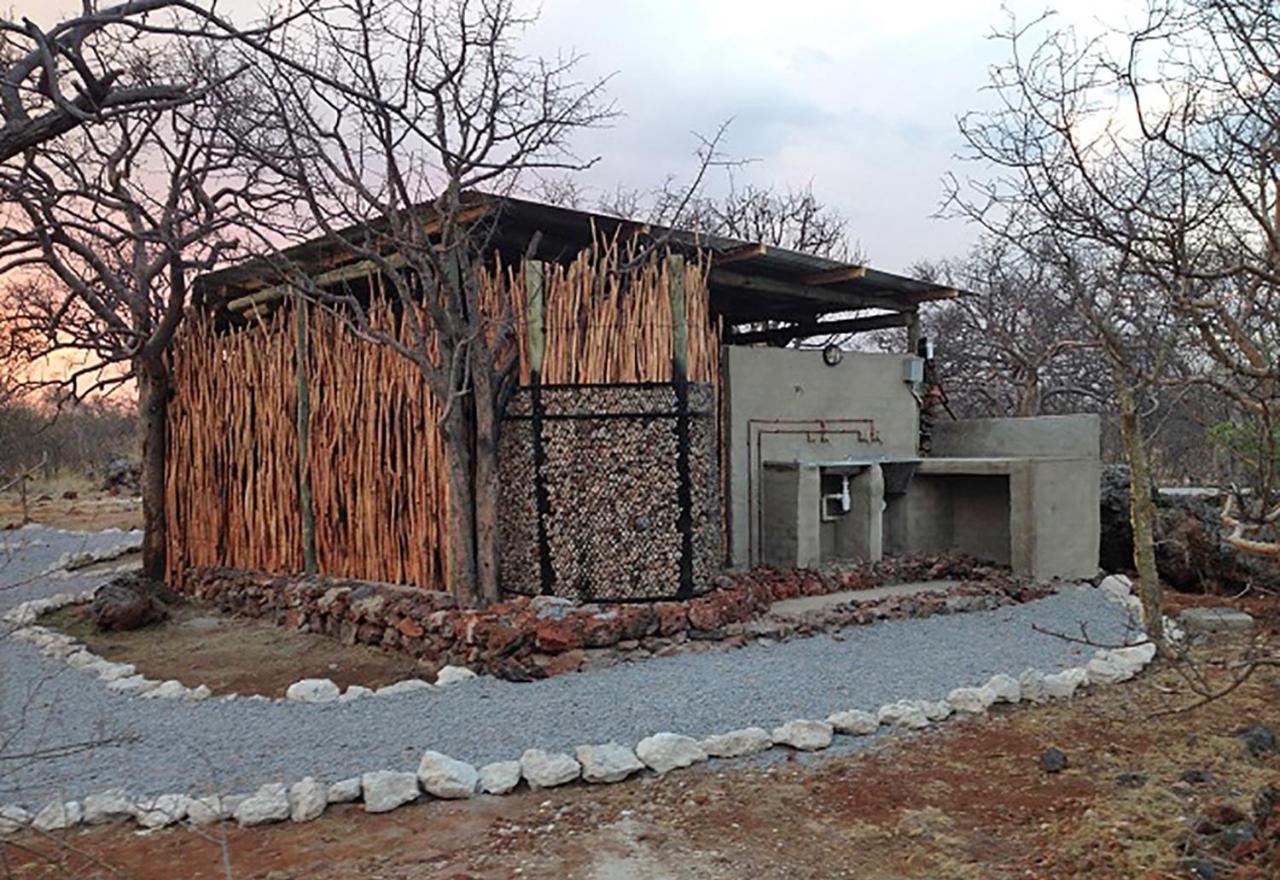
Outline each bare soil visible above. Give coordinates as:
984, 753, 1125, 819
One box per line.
7, 597, 1280, 880
0, 488, 142, 532
39, 600, 433, 697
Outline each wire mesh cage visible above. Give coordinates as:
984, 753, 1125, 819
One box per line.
498, 382, 720, 602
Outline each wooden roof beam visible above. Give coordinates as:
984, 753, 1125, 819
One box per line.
709, 267, 912, 313
727, 311, 913, 346
713, 242, 768, 265
798, 265, 866, 285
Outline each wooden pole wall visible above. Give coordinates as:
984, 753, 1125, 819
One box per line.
166, 246, 717, 593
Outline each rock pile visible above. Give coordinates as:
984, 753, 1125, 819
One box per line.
178, 554, 1048, 682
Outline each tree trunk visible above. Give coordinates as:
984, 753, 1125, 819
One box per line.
442, 404, 480, 605
471, 351, 502, 606
1115, 376, 1167, 653
136, 354, 170, 582
1015, 371, 1040, 417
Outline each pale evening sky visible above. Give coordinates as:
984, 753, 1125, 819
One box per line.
20, 0, 1146, 273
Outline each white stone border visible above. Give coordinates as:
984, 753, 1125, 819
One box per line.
0, 578, 1166, 836
3, 593, 482, 705
0, 525, 144, 577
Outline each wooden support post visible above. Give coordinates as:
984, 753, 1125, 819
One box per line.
669, 254, 695, 598
294, 288, 317, 575
525, 260, 555, 595
907, 310, 922, 356
526, 260, 546, 375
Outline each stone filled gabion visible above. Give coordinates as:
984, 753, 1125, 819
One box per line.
497, 383, 720, 601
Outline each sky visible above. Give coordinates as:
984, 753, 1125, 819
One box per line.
19, 0, 1146, 273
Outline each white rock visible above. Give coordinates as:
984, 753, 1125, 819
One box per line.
0, 804, 32, 835
877, 702, 930, 729
90, 661, 137, 682
985, 674, 1022, 703
339, 685, 373, 702
83, 788, 133, 824
285, 678, 341, 703
1043, 667, 1089, 699
635, 733, 708, 773
1085, 648, 1143, 684
1099, 574, 1132, 603
289, 777, 327, 822
519, 749, 581, 788
479, 761, 522, 795
699, 727, 773, 758
234, 783, 291, 826
1018, 669, 1048, 704
327, 777, 362, 804
947, 686, 998, 714
141, 679, 189, 700
1115, 642, 1157, 666
417, 751, 479, 799
770, 720, 834, 751
187, 684, 213, 702
32, 800, 81, 832
106, 674, 155, 695
827, 710, 881, 736
435, 665, 477, 686
374, 679, 434, 698
921, 700, 953, 721
66, 650, 99, 670
186, 796, 235, 825
361, 771, 420, 813
133, 794, 189, 829
575, 743, 645, 783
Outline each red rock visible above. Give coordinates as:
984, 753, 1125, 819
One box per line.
654, 602, 688, 636
534, 648, 585, 677
687, 599, 725, 631
534, 618, 583, 653
582, 615, 623, 648
396, 617, 425, 638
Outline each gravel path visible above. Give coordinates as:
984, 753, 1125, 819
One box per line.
1, 525, 1128, 808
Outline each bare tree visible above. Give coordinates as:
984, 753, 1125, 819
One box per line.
226, 0, 613, 605
914, 240, 1106, 418
0, 0, 321, 161
0, 46, 285, 578
952, 2, 1280, 564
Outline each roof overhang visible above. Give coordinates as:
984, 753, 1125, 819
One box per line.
196, 192, 970, 328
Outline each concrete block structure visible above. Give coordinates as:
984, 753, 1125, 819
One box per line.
184, 192, 1102, 601
726, 347, 1100, 582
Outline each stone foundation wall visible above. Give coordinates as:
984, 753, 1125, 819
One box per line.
179, 556, 1049, 681
498, 383, 720, 601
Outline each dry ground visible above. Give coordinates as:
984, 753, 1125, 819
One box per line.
0, 482, 142, 532
5, 595, 1279, 880
40, 600, 435, 697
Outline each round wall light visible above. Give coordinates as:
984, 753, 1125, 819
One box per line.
822, 343, 844, 367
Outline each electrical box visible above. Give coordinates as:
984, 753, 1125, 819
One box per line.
902, 356, 925, 384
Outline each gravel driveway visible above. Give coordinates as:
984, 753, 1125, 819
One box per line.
0, 525, 1129, 808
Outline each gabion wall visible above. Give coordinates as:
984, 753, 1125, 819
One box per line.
498, 382, 721, 601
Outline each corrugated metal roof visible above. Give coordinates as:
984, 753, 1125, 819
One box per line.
199, 192, 968, 323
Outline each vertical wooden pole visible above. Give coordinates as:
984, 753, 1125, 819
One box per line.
295, 288, 317, 575
907, 309, 921, 355
669, 254, 695, 598
525, 260, 555, 595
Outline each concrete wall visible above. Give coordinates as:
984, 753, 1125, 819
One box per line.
724, 346, 920, 567
931, 414, 1100, 460
885, 473, 1012, 565
919, 415, 1101, 580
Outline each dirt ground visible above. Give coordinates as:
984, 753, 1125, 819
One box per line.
0, 485, 142, 532
40, 600, 435, 696
7, 594, 1280, 880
